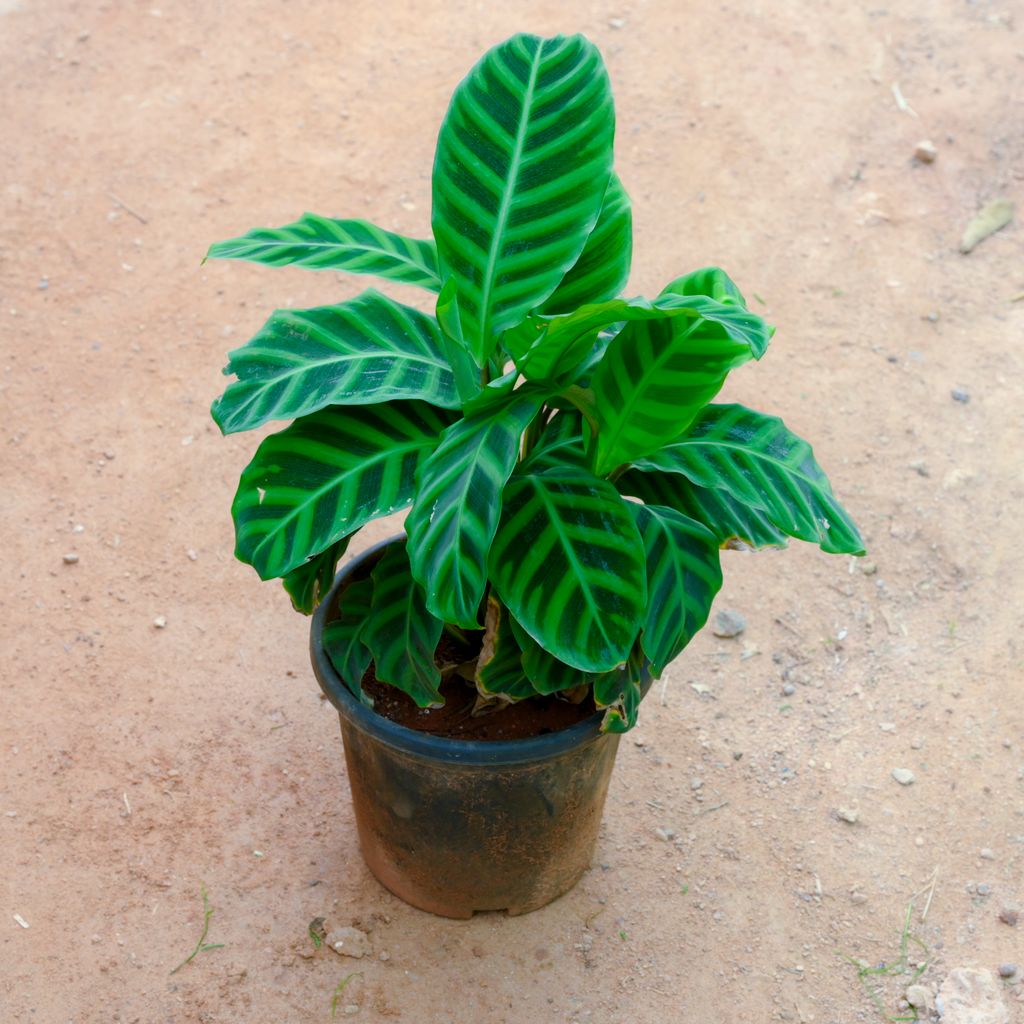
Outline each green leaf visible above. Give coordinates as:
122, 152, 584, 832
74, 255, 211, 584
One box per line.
522, 411, 587, 472
435, 279, 483, 403
211, 291, 459, 435
232, 401, 453, 580
619, 468, 789, 550
281, 536, 350, 614
490, 466, 646, 672
594, 648, 647, 733
475, 596, 536, 700
634, 404, 865, 554
406, 391, 544, 627
322, 576, 375, 703
509, 616, 597, 695
431, 33, 615, 363
542, 172, 632, 315
660, 266, 748, 309
205, 214, 441, 290
627, 504, 723, 675
363, 544, 443, 707
588, 305, 760, 476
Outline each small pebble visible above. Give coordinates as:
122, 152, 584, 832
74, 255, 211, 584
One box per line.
712, 609, 746, 638
910, 738, 924, 750
153, 615, 167, 629
892, 768, 916, 786
951, 387, 970, 403
690, 778, 703, 791
343, 1005, 360, 1016
980, 848, 995, 860
782, 683, 796, 697
655, 827, 675, 842
998, 905, 1019, 927
327, 926, 371, 959
914, 139, 937, 163
837, 806, 859, 824
998, 963, 1018, 979
186, 548, 198, 561
62, 552, 79, 564
379, 951, 390, 961
860, 561, 878, 575
905, 984, 932, 1009
608, 16, 626, 28
977, 883, 992, 897
879, 722, 896, 732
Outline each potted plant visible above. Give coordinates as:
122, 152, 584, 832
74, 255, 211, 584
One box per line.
206, 31, 864, 918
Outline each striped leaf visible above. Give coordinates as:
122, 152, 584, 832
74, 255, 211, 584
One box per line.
406, 391, 544, 627
619, 468, 789, 550
522, 411, 586, 472
509, 616, 597, 695
434, 279, 483, 403
206, 213, 441, 290
212, 290, 458, 435
431, 33, 615, 363
589, 304, 762, 476
594, 647, 647, 733
490, 466, 646, 672
282, 536, 350, 614
322, 576, 375, 704
475, 596, 536, 700
634, 404, 865, 554
542, 172, 633, 315
232, 401, 453, 580
628, 504, 723, 675
660, 266, 748, 309
363, 543, 443, 707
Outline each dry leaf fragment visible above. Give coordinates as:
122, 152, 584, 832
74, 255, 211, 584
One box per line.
960, 198, 1015, 253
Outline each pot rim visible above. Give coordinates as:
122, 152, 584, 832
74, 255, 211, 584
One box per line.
310, 536, 615, 766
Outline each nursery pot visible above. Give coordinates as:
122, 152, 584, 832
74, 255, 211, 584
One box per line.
310, 538, 645, 918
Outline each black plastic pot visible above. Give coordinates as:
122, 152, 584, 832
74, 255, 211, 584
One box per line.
310, 538, 644, 918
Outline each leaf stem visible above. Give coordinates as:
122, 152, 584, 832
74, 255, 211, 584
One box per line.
170, 883, 224, 975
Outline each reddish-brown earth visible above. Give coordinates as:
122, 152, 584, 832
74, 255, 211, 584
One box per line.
2, 2, 1022, 1022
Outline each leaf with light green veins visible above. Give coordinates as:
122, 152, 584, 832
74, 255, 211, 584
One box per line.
594, 647, 647, 733
322, 576, 375, 704
660, 266, 749, 309
363, 544, 443, 707
431, 33, 615, 364
212, 291, 459, 435
588, 305, 761, 477
205, 214, 441, 290
633, 404, 865, 555
509, 616, 598, 694
618, 467, 789, 550
406, 391, 545, 627
281, 536, 350, 614
490, 466, 646, 672
542, 172, 633, 315
627, 504, 723, 675
232, 401, 453, 580
475, 596, 536, 700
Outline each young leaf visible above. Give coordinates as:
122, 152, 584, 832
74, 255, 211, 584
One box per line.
542, 172, 633, 315
633, 404, 866, 555
618, 468, 789, 550
363, 544, 443, 707
232, 401, 453, 580
660, 266, 748, 309
490, 466, 646, 673
212, 291, 459, 435
434, 279, 483, 403
476, 596, 536, 700
431, 33, 615, 364
205, 214, 441, 290
588, 309, 756, 477
628, 504, 723, 675
406, 391, 545, 627
509, 616, 598, 695
322, 576, 375, 703
282, 536, 350, 614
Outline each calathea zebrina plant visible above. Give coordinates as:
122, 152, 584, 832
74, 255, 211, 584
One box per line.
206, 32, 864, 732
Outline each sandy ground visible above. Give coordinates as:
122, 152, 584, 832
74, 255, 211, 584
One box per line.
2, 1, 1023, 1022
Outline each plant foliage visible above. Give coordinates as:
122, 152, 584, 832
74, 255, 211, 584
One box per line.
208, 32, 864, 732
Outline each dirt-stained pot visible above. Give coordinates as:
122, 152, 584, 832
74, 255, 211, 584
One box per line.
310, 538, 648, 918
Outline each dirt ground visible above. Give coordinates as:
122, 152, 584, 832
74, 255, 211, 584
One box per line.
2, 1, 1023, 1021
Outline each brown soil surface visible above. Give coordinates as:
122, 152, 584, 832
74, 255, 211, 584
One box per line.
2, 2, 1023, 1023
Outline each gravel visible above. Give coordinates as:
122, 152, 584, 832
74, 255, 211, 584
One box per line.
62, 553, 79, 564
892, 768, 916, 786
997, 963, 1018, 979
951, 387, 971, 403
327, 926, 371, 959
712, 609, 746, 638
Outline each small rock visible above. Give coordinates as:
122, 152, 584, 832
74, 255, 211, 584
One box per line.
655, 827, 675, 842
690, 778, 704, 791
997, 964, 1018, 980
62, 552, 79, 564
951, 387, 971, 403
914, 139, 937, 163
879, 722, 897, 732
712, 609, 746, 638
850, 892, 868, 905
608, 16, 626, 29
327, 926, 370, 959
892, 768, 916, 786
633, 735, 647, 748
978, 883, 992, 897
837, 806, 860, 824
153, 615, 167, 629
906, 983, 933, 1010
938, 967, 1009, 1023
343, 1005, 360, 1016
860, 561, 878, 575
910, 737, 924, 750
186, 548, 198, 561
980, 848, 996, 860
379, 951, 390, 961
998, 905, 1019, 927
782, 683, 796, 697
